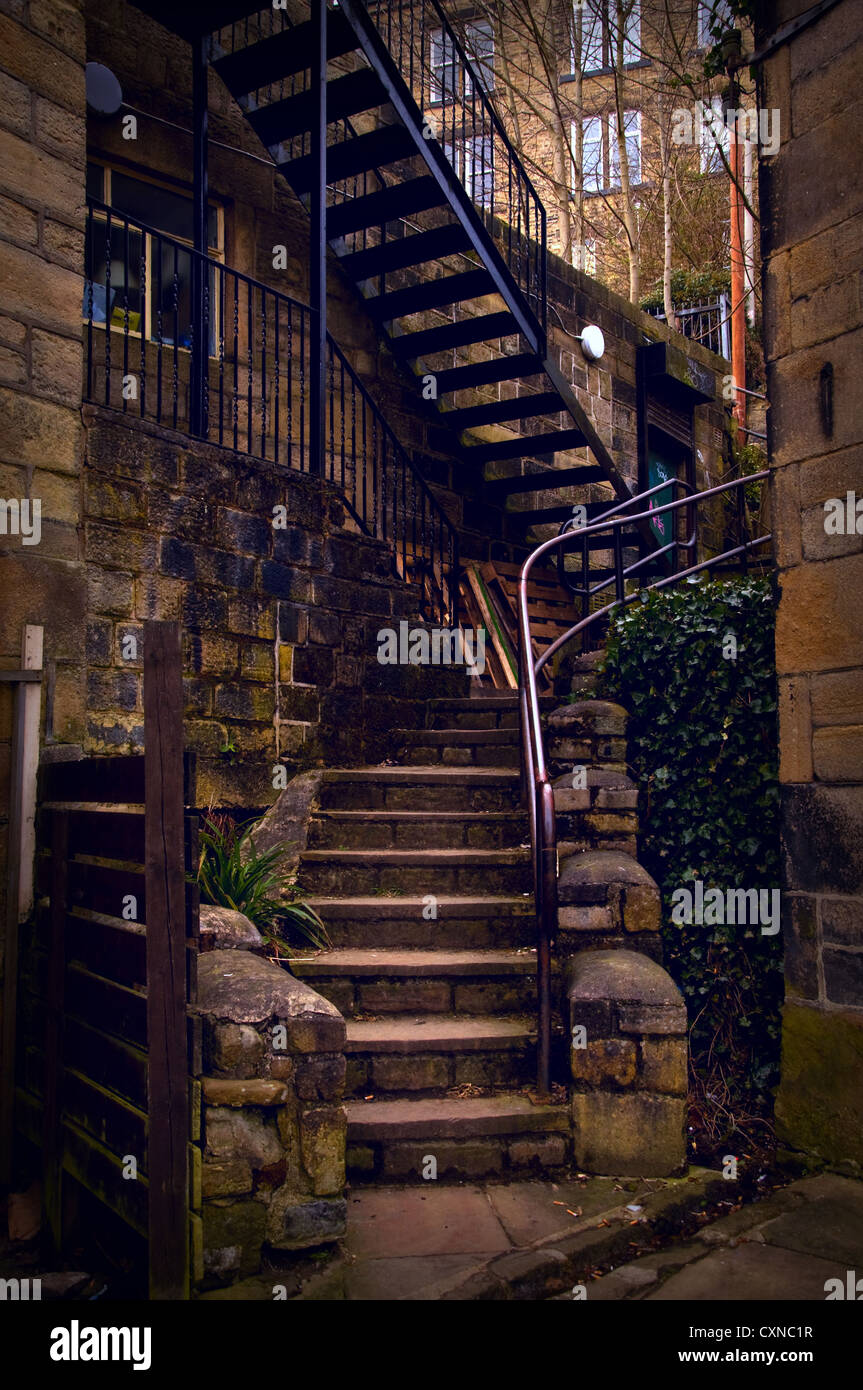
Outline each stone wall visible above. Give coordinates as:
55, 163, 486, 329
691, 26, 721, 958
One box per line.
758, 0, 863, 1165
0, 0, 87, 1107
568, 950, 688, 1177
198, 944, 348, 1289
82, 406, 466, 806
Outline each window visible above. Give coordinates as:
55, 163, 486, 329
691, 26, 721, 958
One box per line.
697, 0, 733, 49
85, 163, 223, 351
430, 20, 494, 103
699, 95, 729, 173
573, 238, 597, 275
579, 115, 604, 194
574, 111, 641, 194
609, 109, 641, 186
573, 1, 641, 74
444, 134, 494, 209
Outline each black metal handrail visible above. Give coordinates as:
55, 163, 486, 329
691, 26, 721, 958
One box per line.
518, 472, 771, 1096
358, 0, 547, 334
83, 199, 459, 625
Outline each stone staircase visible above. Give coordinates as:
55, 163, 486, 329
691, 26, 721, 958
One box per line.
293, 692, 572, 1183
291, 660, 680, 1184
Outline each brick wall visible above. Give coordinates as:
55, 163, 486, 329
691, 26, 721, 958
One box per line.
759, 0, 863, 1164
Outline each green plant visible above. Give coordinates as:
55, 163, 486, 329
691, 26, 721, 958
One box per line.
197, 812, 330, 954
601, 577, 781, 1157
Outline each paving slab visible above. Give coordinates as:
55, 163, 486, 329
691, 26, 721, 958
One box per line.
344, 1254, 489, 1301
760, 1187, 863, 1266
486, 1177, 628, 1246
345, 1186, 511, 1259
645, 1242, 847, 1301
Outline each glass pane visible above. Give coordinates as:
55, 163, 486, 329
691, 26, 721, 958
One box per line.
152, 240, 193, 348
111, 170, 193, 241
83, 219, 144, 332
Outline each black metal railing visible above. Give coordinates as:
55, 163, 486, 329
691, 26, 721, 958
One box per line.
83, 200, 458, 625
518, 474, 771, 1095
352, 0, 547, 333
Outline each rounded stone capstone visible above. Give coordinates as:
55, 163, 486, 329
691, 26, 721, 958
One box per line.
198, 950, 346, 1053
199, 904, 263, 950
547, 701, 629, 735
558, 849, 657, 905
565, 949, 684, 1008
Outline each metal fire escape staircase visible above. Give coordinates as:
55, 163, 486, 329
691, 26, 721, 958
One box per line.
229, 3, 641, 537
133, 0, 661, 597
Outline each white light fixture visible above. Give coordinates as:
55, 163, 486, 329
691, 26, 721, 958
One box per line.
578, 324, 605, 362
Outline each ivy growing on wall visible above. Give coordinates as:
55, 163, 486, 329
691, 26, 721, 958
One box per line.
601, 576, 781, 1156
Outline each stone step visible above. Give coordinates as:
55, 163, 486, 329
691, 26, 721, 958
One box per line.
318, 766, 522, 813
426, 694, 557, 731
346, 1094, 571, 1182
291, 949, 538, 1018
297, 847, 533, 896
304, 895, 537, 949
394, 727, 520, 768
306, 809, 529, 851
342, 1014, 537, 1096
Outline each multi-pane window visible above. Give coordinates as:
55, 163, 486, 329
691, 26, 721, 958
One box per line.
572, 1, 641, 74
574, 111, 641, 194
430, 20, 494, 102
697, 0, 733, 48
84, 163, 222, 351
444, 134, 495, 209
699, 95, 729, 173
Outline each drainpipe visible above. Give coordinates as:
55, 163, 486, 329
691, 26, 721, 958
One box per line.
743, 138, 756, 326
729, 111, 746, 426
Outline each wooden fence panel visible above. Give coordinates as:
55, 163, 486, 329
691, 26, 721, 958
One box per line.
16, 620, 200, 1299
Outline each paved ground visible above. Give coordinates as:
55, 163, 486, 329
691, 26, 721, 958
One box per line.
194, 1166, 863, 1300
285, 1169, 863, 1301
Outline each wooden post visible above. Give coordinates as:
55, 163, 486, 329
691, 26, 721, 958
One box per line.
143, 620, 189, 1300
18, 626, 43, 921
42, 809, 68, 1253
0, 625, 44, 1187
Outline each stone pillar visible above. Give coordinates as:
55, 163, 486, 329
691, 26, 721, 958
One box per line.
758, 0, 863, 1165
567, 950, 687, 1176
197, 949, 348, 1288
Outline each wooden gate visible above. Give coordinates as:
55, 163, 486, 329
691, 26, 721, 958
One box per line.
16, 621, 202, 1298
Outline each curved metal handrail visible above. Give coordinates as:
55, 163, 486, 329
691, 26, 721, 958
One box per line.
518, 471, 771, 1096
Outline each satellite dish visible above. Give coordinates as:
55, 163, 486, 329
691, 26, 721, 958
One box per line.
86, 63, 123, 117
579, 324, 605, 362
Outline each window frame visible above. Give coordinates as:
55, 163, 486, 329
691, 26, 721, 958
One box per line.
574, 109, 641, 196
571, 0, 642, 77
84, 160, 224, 354
429, 19, 495, 106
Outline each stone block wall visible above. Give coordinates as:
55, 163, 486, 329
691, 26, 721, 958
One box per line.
0, 0, 87, 1106
568, 950, 687, 1176
758, 0, 863, 1165
82, 406, 467, 805
198, 948, 348, 1287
